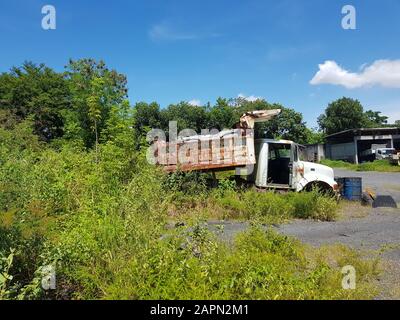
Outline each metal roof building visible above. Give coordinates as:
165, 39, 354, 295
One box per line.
325, 127, 400, 164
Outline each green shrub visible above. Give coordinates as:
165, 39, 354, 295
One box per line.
209, 189, 337, 223
287, 190, 338, 221
321, 159, 400, 172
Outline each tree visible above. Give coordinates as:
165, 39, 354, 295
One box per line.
364, 110, 388, 127
207, 98, 236, 130
318, 97, 366, 134
65, 59, 128, 148
102, 100, 135, 150
87, 77, 104, 157
132, 102, 162, 136
227, 98, 310, 143
304, 128, 325, 144
261, 104, 309, 144
395, 120, 400, 127
0, 62, 70, 141
160, 102, 209, 133
318, 97, 390, 134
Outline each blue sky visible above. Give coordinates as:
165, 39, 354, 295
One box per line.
1, 0, 400, 127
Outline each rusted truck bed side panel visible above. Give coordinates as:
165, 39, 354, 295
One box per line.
152, 109, 281, 173
155, 130, 256, 172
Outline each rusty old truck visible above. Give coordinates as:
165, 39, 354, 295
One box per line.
150, 109, 338, 192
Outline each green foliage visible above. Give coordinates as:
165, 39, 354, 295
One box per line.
65, 59, 129, 148
207, 98, 237, 130
216, 179, 237, 196
318, 97, 390, 135
164, 171, 210, 197
0, 62, 70, 141
0, 249, 15, 299
210, 189, 338, 223
59, 225, 377, 300
318, 97, 365, 135
304, 128, 326, 144
132, 97, 311, 144
364, 110, 388, 127
0, 121, 377, 300
160, 101, 209, 133
286, 191, 338, 221
227, 98, 310, 143
321, 159, 400, 173
132, 102, 162, 137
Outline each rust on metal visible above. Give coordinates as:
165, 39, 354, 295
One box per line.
154, 109, 281, 173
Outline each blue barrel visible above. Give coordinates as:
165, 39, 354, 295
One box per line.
343, 177, 362, 201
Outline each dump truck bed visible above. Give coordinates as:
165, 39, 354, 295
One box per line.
152, 110, 281, 173
157, 129, 256, 172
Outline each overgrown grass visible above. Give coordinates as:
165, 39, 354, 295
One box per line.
321, 159, 400, 172
48, 224, 380, 300
0, 122, 379, 300
205, 189, 337, 223
164, 173, 339, 224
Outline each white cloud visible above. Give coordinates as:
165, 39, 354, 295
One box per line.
188, 99, 202, 106
238, 93, 263, 102
310, 60, 400, 89
149, 23, 197, 42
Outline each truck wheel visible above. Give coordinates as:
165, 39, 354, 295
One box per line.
304, 182, 334, 196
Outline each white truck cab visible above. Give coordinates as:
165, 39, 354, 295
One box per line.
248, 139, 338, 192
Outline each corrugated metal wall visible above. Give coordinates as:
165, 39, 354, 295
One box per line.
326, 142, 356, 162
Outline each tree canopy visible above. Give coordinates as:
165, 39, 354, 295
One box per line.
318, 97, 390, 135
0, 61, 393, 147
0, 62, 70, 141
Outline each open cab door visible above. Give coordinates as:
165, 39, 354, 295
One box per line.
254, 140, 294, 189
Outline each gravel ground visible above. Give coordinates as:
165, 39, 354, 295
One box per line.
278, 169, 400, 253
334, 168, 400, 204
208, 169, 400, 299
211, 169, 400, 251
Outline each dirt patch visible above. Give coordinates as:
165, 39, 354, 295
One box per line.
337, 201, 371, 220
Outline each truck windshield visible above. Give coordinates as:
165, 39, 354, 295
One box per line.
382, 149, 395, 155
